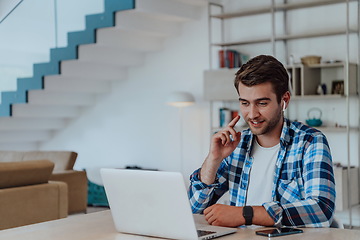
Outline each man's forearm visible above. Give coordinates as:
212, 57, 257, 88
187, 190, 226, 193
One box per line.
199, 156, 222, 185
203, 204, 275, 227
252, 206, 275, 226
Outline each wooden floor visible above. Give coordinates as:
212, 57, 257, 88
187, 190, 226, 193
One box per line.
86, 206, 110, 214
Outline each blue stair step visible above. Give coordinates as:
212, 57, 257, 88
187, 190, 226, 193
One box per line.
86, 13, 113, 30
17, 77, 43, 92
105, 0, 135, 14
50, 47, 77, 63
33, 62, 59, 78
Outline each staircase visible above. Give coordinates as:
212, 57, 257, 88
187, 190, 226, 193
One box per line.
0, 0, 206, 150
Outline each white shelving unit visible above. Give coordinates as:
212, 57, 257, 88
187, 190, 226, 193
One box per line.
205, 0, 360, 227
210, 0, 358, 48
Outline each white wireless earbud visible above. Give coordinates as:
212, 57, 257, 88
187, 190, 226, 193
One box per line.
282, 101, 286, 111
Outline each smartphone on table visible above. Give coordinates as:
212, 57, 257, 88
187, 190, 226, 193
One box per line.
255, 227, 303, 237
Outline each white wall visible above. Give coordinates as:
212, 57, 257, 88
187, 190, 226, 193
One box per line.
40, 6, 211, 179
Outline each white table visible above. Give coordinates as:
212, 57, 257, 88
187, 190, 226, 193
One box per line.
0, 210, 359, 240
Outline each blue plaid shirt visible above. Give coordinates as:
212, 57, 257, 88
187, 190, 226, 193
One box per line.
189, 119, 336, 227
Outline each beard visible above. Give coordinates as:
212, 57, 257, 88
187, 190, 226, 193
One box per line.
246, 108, 283, 136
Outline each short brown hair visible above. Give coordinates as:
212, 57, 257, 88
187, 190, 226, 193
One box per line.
234, 55, 289, 103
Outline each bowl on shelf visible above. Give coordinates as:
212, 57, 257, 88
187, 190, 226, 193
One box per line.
301, 55, 322, 65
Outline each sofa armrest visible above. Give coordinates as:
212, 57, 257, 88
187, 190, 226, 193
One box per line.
50, 170, 88, 214
0, 181, 68, 230
49, 181, 68, 218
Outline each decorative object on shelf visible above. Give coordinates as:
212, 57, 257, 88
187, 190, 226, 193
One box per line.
316, 83, 327, 95
331, 80, 344, 95
301, 55, 321, 65
316, 85, 323, 95
321, 84, 327, 95
306, 108, 323, 127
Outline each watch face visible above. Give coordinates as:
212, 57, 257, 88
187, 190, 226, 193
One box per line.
243, 206, 253, 217
243, 206, 253, 225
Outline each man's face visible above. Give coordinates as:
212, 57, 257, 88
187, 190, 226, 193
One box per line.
238, 82, 283, 137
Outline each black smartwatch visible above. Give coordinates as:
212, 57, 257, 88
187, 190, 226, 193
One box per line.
242, 206, 253, 225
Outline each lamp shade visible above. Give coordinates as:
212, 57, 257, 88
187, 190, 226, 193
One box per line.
166, 91, 195, 107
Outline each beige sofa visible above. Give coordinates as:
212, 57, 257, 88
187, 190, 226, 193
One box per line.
0, 151, 87, 214
0, 160, 68, 230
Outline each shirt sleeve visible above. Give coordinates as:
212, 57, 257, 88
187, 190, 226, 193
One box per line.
188, 160, 230, 214
263, 133, 336, 227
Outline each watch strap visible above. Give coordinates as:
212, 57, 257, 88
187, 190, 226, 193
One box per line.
243, 206, 253, 225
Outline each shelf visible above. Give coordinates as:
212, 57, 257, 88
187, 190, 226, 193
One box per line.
211, 0, 355, 19
291, 94, 345, 100
286, 62, 351, 69
212, 38, 272, 47
305, 62, 357, 69
211, 7, 270, 19
276, 0, 354, 11
286, 61, 357, 69
210, 61, 356, 71
212, 29, 358, 47
315, 126, 359, 132
277, 29, 358, 41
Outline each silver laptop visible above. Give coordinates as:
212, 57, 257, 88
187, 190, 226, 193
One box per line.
100, 168, 237, 240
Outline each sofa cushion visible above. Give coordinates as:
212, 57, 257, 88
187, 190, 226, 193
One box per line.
21, 151, 77, 172
0, 151, 78, 172
0, 160, 54, 189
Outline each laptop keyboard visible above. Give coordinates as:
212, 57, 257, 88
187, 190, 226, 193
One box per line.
197, 230, 216, 237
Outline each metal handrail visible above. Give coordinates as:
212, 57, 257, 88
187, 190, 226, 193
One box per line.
0, 0, 24, 24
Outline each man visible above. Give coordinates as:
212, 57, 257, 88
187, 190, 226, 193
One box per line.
189, 55, 335, 228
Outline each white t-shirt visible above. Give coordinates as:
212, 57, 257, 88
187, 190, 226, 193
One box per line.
246, 139, 280, 206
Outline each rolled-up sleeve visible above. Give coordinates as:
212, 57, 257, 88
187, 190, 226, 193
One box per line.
188, 161, 229, 213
